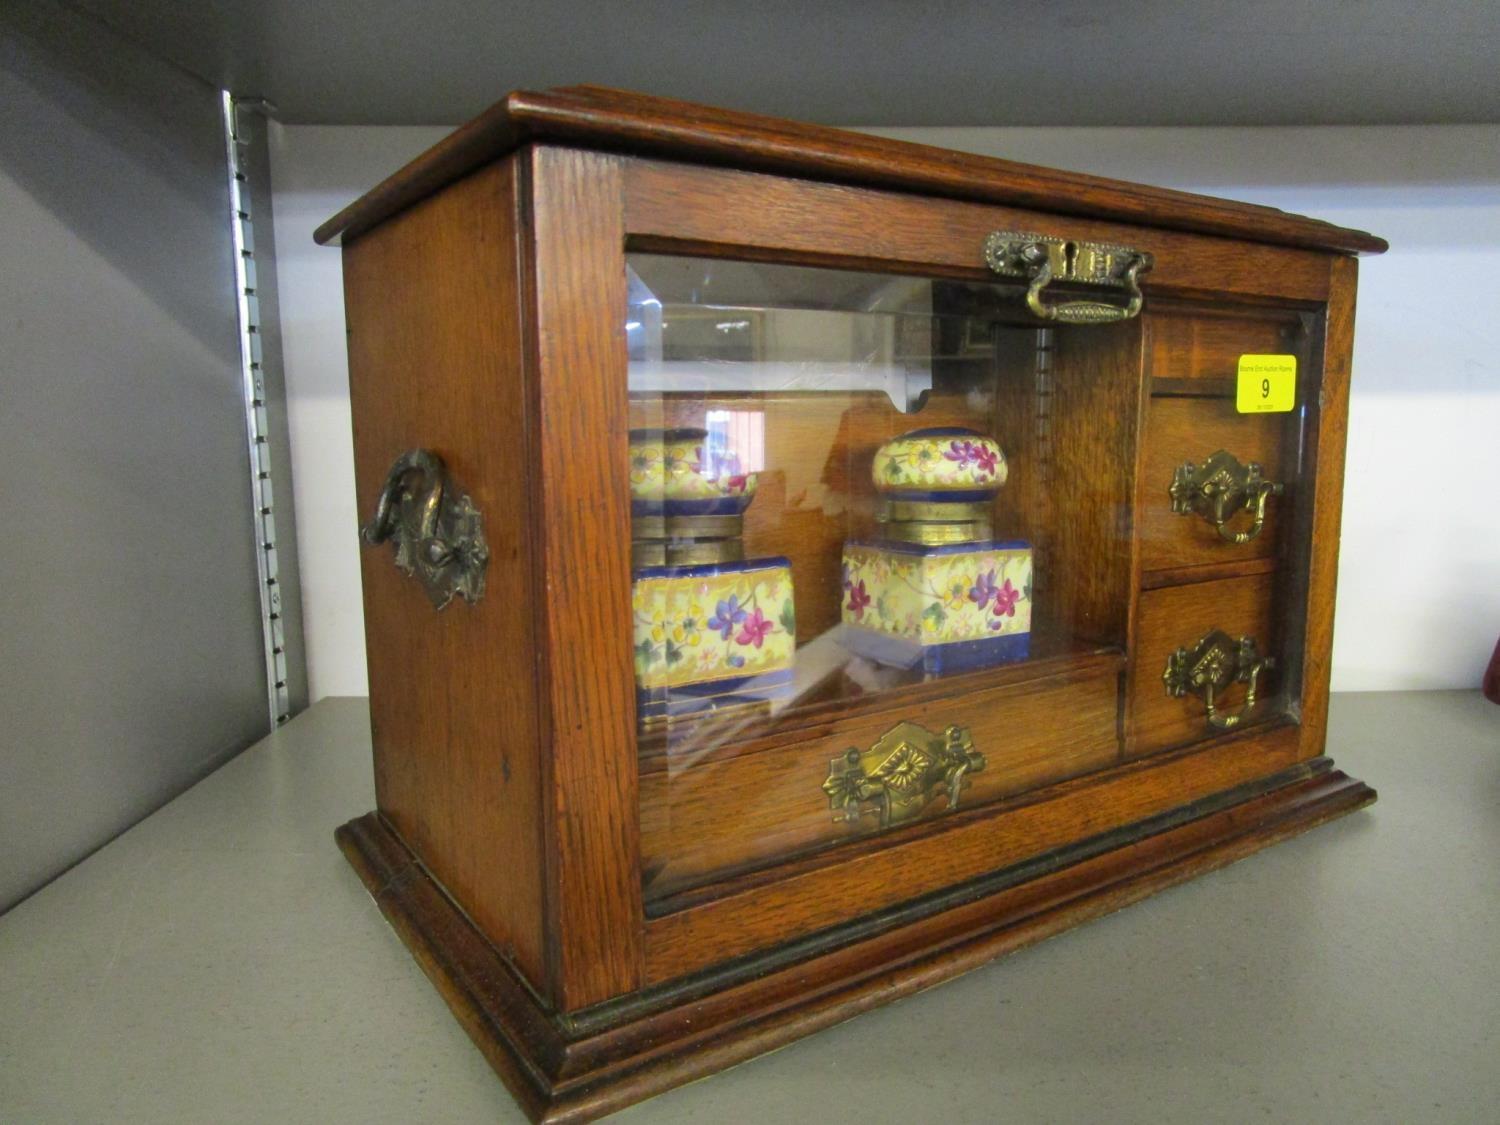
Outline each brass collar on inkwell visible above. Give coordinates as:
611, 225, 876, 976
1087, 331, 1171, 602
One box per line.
871, 428, 1008, 546
628, 427, 758, 568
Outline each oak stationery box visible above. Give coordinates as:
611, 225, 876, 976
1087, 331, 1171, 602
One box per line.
320, 86, 1383, 1122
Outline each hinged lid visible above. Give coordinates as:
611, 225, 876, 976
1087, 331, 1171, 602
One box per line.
314, 85, 1387, 256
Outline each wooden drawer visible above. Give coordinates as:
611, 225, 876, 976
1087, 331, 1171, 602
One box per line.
640, 657, 1121, 905
1140, 395, 1294, 573
1146, 307, 1301, 394
1127, 571, 1282, 757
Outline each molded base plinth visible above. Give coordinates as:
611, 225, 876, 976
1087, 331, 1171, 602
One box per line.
336, 760, 1374, 1123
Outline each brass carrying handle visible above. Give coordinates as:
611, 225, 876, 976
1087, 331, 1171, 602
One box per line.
822, 721, 986, 829
1162, 629, 1274, 732
1170, 450, 1285, 544
984, 231, 1153, 325
363, 449, 489, 610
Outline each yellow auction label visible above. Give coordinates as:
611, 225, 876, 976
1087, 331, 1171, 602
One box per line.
1236, 354, 1296, 413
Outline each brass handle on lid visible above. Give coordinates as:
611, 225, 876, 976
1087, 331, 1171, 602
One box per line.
822, 721, 986, 829
1170, 450, 1285, 544
363, 449, 489, 610
1162, 629, 1274, 732
984, 231, 1153, 324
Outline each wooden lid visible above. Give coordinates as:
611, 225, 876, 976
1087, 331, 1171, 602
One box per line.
314, 85, 1387, 255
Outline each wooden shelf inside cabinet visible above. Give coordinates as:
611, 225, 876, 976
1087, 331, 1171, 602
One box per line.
326, 86, 1382, 1124
636, 630, 1117, 771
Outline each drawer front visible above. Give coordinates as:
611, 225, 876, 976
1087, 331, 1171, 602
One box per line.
640, 661, 1120, 906
1140, 395, 1293, 572
1146, 307, 1301, 393
644, 720, 1303, 984
1128, 571, 1282, 757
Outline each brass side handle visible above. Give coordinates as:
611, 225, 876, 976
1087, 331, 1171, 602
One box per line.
984, 231, 1153, 324
1170, 450, 1285, 544
1162, 629, 1274, 732
822, 721, 985, 829
362, 449, 489, 610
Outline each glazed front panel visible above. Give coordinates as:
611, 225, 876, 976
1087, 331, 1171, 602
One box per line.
608, 158, 1338, 953
623, 249, 1146, 904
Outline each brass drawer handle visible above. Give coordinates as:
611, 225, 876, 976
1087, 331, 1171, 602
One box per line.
1162, 629, 1274, 732
362, 448, 489, 610
1170, 450, 1284, 544
823, 721, 986, 829
984, 231, 1153, 324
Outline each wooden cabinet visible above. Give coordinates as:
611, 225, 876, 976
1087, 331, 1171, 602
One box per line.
321, 87, 1383, 1122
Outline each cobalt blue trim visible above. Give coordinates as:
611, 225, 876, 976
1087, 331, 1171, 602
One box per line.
839, 626, 1030, 674
637, 668, 794, 717
901, 427, 985, 438
631, 495, 753, 517
627, 426, 707, 443
632, 555, 793, 581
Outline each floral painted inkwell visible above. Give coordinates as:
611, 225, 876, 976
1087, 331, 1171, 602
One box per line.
628, 427, 796, 726
840, 427, 1033, 673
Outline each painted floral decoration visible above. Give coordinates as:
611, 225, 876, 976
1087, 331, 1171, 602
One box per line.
633, 561, 795, 689
871, 428, 1008, 494
846, 580, 872, 619
736, 608, 774, 648
841, 543, 1032, 646
627, 428, 759, 506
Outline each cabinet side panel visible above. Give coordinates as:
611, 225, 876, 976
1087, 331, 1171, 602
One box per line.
525, 146, 644, 1010
343, 157, 547, 987
1296, 256, 1358, 757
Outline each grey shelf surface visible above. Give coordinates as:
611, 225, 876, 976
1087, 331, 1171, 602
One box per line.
2, 691, 1497, 1123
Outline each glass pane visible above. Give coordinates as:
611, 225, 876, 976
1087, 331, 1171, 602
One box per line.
628, 252, 1132, 905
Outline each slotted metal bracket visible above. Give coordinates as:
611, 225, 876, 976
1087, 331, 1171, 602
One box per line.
223, 91, 290, 725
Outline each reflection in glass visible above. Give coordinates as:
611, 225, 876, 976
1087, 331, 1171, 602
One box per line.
626, 252, 1130, 903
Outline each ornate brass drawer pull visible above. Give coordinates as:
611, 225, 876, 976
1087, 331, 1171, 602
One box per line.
1162, 629, 1274, 732
984, 231, 1153, 324
1169, 450, 1284, 544
363, 449, 489, 610
822, 721, 986, 829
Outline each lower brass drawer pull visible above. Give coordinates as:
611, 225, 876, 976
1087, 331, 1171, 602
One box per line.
822, 721, 985, 829
1162, 629, 1274, 732
1170, 450, 1284, 544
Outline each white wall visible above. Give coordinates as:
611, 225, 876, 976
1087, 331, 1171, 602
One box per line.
270, 126, 443, 701
271, 123, 1500, 700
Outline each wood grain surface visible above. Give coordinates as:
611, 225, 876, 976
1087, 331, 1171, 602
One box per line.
342, 157, 549, 988
644, 720, 1304, 981
623, 158, 1337, 304
524, 147, 645, 1010
640, 656, 1121, 902
1127, 571, 1281, 757
316, 86, 1386, 255
1139, 395, 1293, 572
337, 758, 1374, 1122
1293, 256, 1359, 760
1146, 303, 1303, 387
